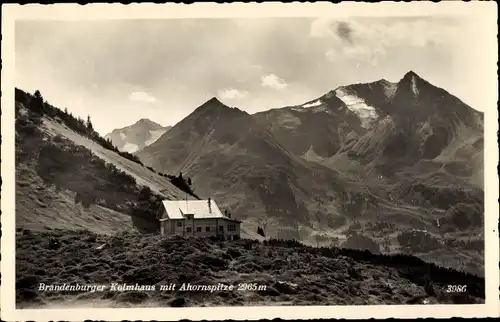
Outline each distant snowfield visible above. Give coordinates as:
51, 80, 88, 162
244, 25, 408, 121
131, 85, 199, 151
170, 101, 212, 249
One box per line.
411, 76, 419, 96
145, 129, 167, 146
335, 88, 379, 127
302, 99, 322, 108
302, 145, 324, 163
122, 143, 139, 153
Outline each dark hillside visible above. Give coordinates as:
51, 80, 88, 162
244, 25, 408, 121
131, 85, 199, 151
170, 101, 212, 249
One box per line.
16, 229, 484, 308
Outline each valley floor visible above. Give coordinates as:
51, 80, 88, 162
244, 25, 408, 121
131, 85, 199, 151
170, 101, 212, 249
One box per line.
16, 229, 484, 308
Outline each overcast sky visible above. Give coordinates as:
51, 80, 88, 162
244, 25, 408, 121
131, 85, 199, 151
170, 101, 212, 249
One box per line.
15, 17, 483, 135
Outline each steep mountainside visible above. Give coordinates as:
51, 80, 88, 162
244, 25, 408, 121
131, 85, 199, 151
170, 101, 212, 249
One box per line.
255, 71, 483, 178
334, 71, 483, 179
136, 98, 350, 240
136, 72, 484, 277
253, 91, 364, 159
105, 119, 171, 153
15, 88, 189, 235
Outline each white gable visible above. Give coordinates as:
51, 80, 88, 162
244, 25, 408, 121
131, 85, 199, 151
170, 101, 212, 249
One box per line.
161, 199, 225, 220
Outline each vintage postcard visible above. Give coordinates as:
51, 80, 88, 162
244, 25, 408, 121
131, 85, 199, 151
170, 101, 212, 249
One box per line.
1, 2, 498, 321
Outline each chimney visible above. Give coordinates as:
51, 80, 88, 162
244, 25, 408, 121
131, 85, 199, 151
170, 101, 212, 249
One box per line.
208, 198, 212, 214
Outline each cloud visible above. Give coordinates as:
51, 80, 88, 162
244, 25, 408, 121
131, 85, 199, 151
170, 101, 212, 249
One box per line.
217, 88, 249, 100
309, 18, 335, 38
336, 21, 354, 43
325, 49, 337, 61
315, 18, 459, 67
312, 18, 459, 49
261, 74, 288, 90
128, 91, 157, 103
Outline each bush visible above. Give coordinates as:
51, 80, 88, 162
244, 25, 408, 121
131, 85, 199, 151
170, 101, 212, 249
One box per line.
169, 297, 186, 307
117, 151, 144, 166
396, 230, 441, 253
341, 233, 380, 254
170, 173, 199, 199
116, 291, 149, 304
16, 275, 40, 289
17, 288, 40, 302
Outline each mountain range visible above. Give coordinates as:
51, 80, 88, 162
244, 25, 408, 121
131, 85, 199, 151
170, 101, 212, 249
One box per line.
135, 71, 485, 276
13, 70, 486, 309
13, 70, 485, 278
104, 118, 171, 153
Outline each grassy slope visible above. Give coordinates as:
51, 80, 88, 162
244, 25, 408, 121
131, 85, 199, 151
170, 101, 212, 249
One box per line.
42, 119, 187, 200
16, 229, 484, 308
16, 161, 135, 234
15, 97, 189, 234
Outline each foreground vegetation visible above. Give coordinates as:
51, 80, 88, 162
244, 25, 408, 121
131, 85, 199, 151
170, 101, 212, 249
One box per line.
16, 229, 484, 308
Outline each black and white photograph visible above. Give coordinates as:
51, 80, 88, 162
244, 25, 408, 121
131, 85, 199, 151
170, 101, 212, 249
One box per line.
1, 2, 498, 320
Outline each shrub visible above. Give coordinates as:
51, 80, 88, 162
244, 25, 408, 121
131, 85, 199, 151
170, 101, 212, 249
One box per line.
170, 174, 199, 199
169, 297, 186, 307
341, 233, 380, 254
117, 151, 144, 166
116, 291, 149, 304
16, 275, 40, 289
396, 230, 441, 253
17, 288, 40, 302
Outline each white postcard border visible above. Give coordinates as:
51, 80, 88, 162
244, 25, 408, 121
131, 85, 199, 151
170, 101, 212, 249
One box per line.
1, 2, 498, 320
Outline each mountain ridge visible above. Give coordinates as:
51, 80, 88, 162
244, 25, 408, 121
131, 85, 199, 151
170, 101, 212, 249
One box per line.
104, 118, 171, 154
136, 71, 484, 277
13, 69, 486, 309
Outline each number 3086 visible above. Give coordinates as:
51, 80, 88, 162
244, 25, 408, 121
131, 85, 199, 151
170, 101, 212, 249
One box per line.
446, 285, 467, 293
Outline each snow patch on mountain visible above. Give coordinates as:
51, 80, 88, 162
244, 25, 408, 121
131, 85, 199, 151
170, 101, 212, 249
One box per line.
302, 99, 322, 108
411, 76, 419, 96
119, 133, 126, 140
302, 145, 324, 162
334, 88, 379, 128
145, 129, 168, 146
122, 143, 139, 153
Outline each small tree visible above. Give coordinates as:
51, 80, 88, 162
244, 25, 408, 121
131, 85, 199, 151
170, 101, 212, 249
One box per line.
86, 115, 93, 131
31, 90, 44, 115
257, 216, 269, 237
330, 236, 340, 248
315, 234, 321, 247
34, 90, 42, 101
187, 177, 192, 186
